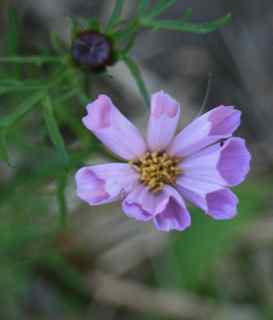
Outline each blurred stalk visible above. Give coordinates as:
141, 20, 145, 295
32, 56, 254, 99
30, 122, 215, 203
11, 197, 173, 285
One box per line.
122, 55, 150, 107
105, 0, 125, 33
57, 174, 68, 228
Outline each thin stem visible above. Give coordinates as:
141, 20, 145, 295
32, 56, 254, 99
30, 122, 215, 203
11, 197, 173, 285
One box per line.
57, 174, 68, 228
105, 0, 125, 33
140, 13, 232, 34
0, 56, 62, 65
122, 55, 150, 108
0, 129, 12, 166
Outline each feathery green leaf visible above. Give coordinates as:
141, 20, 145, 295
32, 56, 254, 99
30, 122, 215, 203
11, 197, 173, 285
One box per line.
43, 95, 70, 168
0, 130, 11, 165
146, 0, 177, 19
0, 92, 44, 129
106, 0, 125, 33
0, 56, 61, 65
142, 13, 232, 34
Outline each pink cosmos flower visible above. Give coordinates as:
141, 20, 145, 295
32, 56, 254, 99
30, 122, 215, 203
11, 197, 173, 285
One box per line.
75, 91, 251, 232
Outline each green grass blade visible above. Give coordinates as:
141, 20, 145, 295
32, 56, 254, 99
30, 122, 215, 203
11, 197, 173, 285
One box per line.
0, 92, 44, 128
43, 96, 69, 226
6, 7, 20, 77
105, 0, 124, 33
54, 88, 81, 104
123, 55, 150, 107
0, 79, 46, 93
57, 174, 68, 228
0, 130, 12, 166
7, 8, 19, 53
0, 56, 61, 65
43, 95, 70, 168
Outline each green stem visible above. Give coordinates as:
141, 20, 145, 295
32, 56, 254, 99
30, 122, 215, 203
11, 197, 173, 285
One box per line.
105, 0, 125, 33
140, 13, 232, 34
122, 55, 150, 108
0, 56, 62, 65
57, 174, 68, 228
0, 129, 12, 166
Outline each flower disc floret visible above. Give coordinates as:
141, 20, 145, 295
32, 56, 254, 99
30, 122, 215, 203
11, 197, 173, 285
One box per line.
129, 152, 182, 192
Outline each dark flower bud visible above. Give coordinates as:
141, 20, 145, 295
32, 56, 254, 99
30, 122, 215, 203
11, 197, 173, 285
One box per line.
71, 31, 114, 71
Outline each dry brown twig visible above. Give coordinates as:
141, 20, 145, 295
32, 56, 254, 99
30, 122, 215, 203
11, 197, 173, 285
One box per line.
89, 271, 216, 319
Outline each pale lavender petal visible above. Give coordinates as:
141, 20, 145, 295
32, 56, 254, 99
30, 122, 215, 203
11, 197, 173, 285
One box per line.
176, 176, 238, 220
206, 189, 238, 220
180, 138, 251, 187
176, 176, 219, 210
147, 91, 180, 151
122, 184, 170, 221
82, 95, 147, 160
217, 138, 251, 186
75, 163, 138, 206
153, 186, 191, 232
168, 106, 241, 157
180, 143, 226, 185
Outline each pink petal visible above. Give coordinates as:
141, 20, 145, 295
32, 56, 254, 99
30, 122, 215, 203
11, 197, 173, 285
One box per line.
82, 95, 147, 160
122, 184, 170, 221
176, 176, 238, 220
75, 163, 138, 206
153, 187, 191, 232
217, 138, 251, 186
180, 143, 226, 185
122, 184, 191, 231
147, 91, 180, 151
206, 189, 238, 220
168, 106, 241, 158
180, 138, 251, 187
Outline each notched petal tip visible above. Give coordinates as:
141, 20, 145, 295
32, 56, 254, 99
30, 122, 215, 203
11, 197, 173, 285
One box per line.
151, 91, 180, 119
168, 105, 242, 158
148, 91, 181, 152
122, 185, 169, 222
82, 95, 147, 160
153, 187, 191, 232
176, 178, 239, 221
83, 94, 112, 131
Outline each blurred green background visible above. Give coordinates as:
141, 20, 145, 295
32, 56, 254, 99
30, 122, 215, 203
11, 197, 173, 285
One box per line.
0, 1, 273, 319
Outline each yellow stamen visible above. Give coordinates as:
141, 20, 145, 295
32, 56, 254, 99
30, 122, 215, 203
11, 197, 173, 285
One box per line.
129, 152, 182, 193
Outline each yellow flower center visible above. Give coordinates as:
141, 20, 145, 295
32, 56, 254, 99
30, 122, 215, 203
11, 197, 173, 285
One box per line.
129, 152, 182, 193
